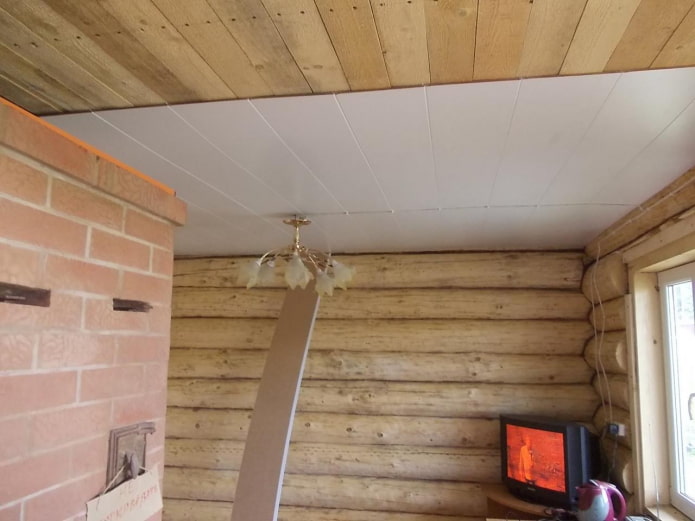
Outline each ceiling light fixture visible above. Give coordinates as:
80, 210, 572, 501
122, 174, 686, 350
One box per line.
237, 217, 355, 296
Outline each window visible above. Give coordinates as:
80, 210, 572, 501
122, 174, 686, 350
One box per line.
659, 262, 695, 519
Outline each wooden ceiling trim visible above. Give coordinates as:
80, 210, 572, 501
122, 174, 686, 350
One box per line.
371, 0, 430, 87
151, 0, 272, 99
424, 0, 477, 84
0, 8, 133, 110
261, 0, 350, 93
2, 1, 165, 109
517, 0, 587, 77
0, 44, 93, 113
98, 0, 234, 100
0, 73, 59, 115
605, 0, 695, 72
41, 0, 204, 104
314, 0, 391, 91
473, 0, 533, 81
560, 0, 642, 75
207, 0, 312, 96
652, 4, 695, 68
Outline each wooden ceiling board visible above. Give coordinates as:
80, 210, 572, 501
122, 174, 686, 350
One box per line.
517, 0, 587, 77
560, 0, 642, 75
206, 0, 311, 96
0, 8, 131, 109
151, 0, 271, 98
490, 74, 619, 207
652, 4, 695, 68
541, 67, 695, 204
97, 0, 234, 100
371, 0, 430, 87
427, 80, 519, 208
0, 73, 59, 114
2, 1, 165, 108
336, 87, 438, 210
424, 0, 477, 84
171, 100, 344, 214
40, 0, 203, 104
252, 94, 390, 212
260, 0, 349, 93
314, 0, 391, 91
605, 0, 695, 71
473, 0, 533, 81
0, 43, 92, 113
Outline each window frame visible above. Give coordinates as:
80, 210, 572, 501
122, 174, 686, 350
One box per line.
657, 262, 695, 519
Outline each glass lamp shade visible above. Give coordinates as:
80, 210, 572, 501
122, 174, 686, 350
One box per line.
315, 270, 336, 297
285, 253, 313, 289
238, 259, 262, 289
331, 260, 356, 290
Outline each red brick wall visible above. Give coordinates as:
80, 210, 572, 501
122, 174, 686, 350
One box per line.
0, 100, 185, 521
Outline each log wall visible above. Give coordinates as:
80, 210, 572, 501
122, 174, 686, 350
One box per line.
164, 252, 597, 521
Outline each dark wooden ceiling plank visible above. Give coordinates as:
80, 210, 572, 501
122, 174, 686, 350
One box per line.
0, 6, 132, 110
651, 3, 695, 69
39, 0, 204, 104
206, 0, 312, 96
425, 0, 477, 84
0, 73, 61, 115
315, 0, 390, 91
152, 0, 272, 99
517, 0, 587, 77
0, 43, 92, 112
371, 0, 430, 87
560, 0, 642, 75
1, 1, 165, 108
261, 0, 350, 93
98, 0, 234, 100
473, 0, 533, 81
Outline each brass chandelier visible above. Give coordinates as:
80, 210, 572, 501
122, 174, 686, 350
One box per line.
237, 217, 355, 296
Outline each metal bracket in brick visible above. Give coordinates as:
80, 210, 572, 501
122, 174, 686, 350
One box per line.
112, 298, 152, 312
0, 282, 50, 307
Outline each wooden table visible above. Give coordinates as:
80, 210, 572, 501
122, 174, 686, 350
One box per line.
481, 483, 550, 520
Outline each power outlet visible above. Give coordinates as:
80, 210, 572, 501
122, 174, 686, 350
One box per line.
607, 422, 626, 436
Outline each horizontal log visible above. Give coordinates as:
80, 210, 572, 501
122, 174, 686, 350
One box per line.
173, 252, 583, 290
589, 297, 626, 332
168, 348, 593, 384
593, 374, 629, 410
163, 469, 487, 516
172, 288, 591, 320
171, 317, 593, 355
601, 438, 634, 494
163, 500, 477, 521
167, 379, 599, 419
165, 439, 500, 482
594, 405, 632, 449
166, 409, 500, 448
582, 253, 628, 304
585, 166, 695, 259
584, 331, 628, 374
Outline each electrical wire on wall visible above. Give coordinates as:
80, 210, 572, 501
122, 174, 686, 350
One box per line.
589, 242, 619, 482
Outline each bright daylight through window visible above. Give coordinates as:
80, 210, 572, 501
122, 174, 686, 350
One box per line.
659, 262, 695, 519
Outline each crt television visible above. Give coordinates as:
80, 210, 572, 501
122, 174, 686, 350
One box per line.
500, 414, 598, 509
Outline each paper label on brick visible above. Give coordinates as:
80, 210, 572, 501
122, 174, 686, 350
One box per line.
86, 468, 162, 521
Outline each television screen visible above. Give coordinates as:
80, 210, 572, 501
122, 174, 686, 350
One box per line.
500, 414, 598, 509
505, 424, 566, 492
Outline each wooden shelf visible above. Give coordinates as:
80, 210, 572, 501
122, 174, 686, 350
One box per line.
482, 483, 549, 520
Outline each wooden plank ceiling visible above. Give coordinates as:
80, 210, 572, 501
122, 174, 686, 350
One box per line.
1, 0, 694, 116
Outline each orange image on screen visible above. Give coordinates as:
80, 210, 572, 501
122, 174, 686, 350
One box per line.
506, 425, 566, 492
